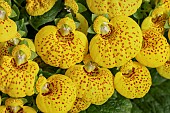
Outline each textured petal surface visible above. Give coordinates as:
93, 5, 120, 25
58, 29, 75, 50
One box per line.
36, 74, 76, 113
0, 18, 17, 42
90, 15, 142, 68
114, 61, 152, 99
35, 25, 88, 69
25, 0, 57, 16
86, 0, 142, 18
136, 29, 169, 68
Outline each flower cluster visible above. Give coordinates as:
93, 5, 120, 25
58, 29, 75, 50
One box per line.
0, 0, 170, 113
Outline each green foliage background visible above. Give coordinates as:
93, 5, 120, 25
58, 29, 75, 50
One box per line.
1, 0, 170, 113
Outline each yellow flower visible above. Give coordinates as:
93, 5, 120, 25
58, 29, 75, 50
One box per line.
35, 17, 88, 69
65, 61, 114, 105
64, 0, 78, 14
69, 98, 91, 113
25, 0, 57, 16
64, 0, 89, 35
0, 98, 36, 113
89, 15, 142, 68
114, 60, 152, 99
36, 74, 77, 113
156, 45, 170, 79
136, 29, 169, 68
141, 6, 168, 34
86, 0, 142, 18
12, 44, 31, 66
0, 0, 11, 17
0, 56, 39, 97
75, 13, 89, 35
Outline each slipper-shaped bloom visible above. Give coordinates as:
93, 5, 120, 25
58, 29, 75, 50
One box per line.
156, 45, 170, 79
65, 60, 114, 105
69, 98, 91, 113
89, 15, 142, 68
0, 0, 11, 17
0, 45, 39, 97
141, 7, 168, 34
64, 0, 89, 35
0, 98, 36, 113
114, 60, 152, 99
25, 0, 57, 16
0, 2, 17, 42
35, 17, 88, 69
157, 0, 170, 12
136, 29, 169, 68
0, 33, 21, 60
36, 74, 77, 113
86, 0, 142, 18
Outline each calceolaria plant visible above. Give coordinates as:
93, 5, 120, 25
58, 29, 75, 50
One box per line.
0, 98, 36, 113
141, 6, 168, 34
69, 98, 91, 113
64, 0, 89, 35
1, 0, 170, 112
35, 74, 77, 113
35, 17, 88, 69
114, 60, 152, 99
156, 45, 170, 79
135, 29, 169, 68
89, 15, 143, 68
0, 44, 39, 97
25, 0, 57, 16
0, 0, 17, 42
65, 56, 114, 106
86, 0, 142, 18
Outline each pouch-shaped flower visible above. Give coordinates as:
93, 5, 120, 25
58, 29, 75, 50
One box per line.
135, 29, 169, 68
35, 17, 88, 69
86, 0, 142, 18
64, 0, 89, 35
36, 74, 77, 113
0, 45, 39, 97
0, 98, 36, 113
25, 0, 57, 16
0, 2, 17, 42
69, 98, 91, 113
65, 61, 114, 105
114, 60, 152, 99
89, 15, 142, 68
156, 46, 170, 79
141, 7, 168, 34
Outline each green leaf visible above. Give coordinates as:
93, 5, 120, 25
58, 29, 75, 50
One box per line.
75, 21, 80, 29
78, 3, 87, 13
102, 14, 110, 20
164, 20, 170, 29
19, 39, 29, 47
11, 4, 20, 20
18, 30, 26, 37
149, 68, 167, 86
29, 0, 63, 30
8, 46, 15, 55
15, 18, 28, 37
29, 50, 38, 60
131, 80, 170, 113
83, 92, 132, 113
92, 14, 98, 22
9, 9, 17, 18
54, 18, 61, 25
13, 0, 25, 7
65, 13, 73, 19
133, 9, 144, 20
21, 98, 28, 104
87, 25, 96, 34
